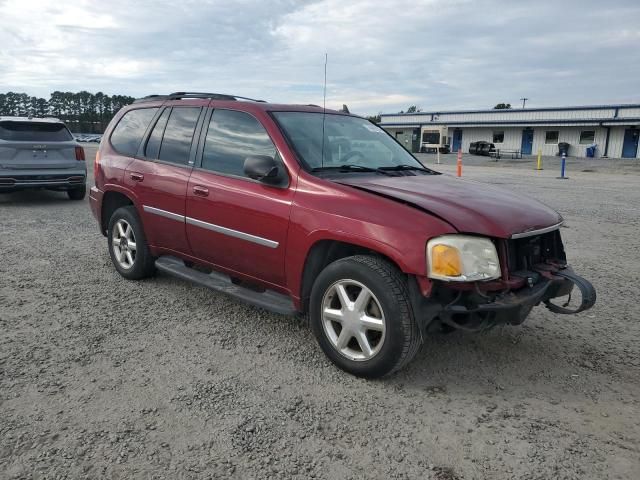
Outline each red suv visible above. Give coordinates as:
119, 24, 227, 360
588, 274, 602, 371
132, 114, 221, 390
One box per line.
90, 92, 595, 378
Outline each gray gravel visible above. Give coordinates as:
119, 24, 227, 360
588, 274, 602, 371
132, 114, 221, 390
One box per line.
1, 146, 639, 479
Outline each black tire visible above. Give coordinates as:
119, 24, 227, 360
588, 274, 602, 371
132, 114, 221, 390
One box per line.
309, 255, 421, 378
67, 185, 86, 200
107, 206, 155, 280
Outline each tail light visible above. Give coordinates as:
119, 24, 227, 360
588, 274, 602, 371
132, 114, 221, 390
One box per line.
75, 146, 85, 161
94, 150, 101, 177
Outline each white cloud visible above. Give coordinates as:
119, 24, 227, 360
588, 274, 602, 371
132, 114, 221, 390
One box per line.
0, 0, 638, 115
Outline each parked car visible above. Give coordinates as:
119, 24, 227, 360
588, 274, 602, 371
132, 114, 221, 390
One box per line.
0, 117, 87, 200
469, 141, 495, 156
90, 92, 596, 378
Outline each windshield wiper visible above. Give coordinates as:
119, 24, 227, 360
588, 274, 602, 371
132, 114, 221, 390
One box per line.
377, 164, 434, 173
311, 165, 393, 176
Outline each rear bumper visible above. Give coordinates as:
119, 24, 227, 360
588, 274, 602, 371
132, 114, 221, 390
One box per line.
0, 168, 86, 191
89, 186, 104, 234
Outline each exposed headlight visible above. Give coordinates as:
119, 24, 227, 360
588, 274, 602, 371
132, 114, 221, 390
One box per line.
427, 235, 501, 282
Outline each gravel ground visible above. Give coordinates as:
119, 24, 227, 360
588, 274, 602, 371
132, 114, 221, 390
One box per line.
1, 146, 639, 479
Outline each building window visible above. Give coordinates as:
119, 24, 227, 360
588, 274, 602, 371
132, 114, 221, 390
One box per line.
492, 131, 504, 143
579, 130, 595, 144
422, 131, 440, 144
545, 130, 559, 144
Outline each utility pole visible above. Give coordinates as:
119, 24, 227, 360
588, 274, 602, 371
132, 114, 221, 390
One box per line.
520, 97, 529, 108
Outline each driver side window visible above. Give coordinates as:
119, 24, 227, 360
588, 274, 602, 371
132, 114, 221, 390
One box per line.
201, 109, 277, 178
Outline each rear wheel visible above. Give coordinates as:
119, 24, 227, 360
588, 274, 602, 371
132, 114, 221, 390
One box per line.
107, 206, 155, 280
309, 255, 421, 378
67, 185, 86, 200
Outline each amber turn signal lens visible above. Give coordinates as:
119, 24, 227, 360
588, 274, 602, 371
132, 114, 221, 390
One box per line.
431, 244, 462, 277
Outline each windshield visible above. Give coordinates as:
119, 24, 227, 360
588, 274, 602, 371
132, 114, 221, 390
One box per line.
273, 112, 425, 171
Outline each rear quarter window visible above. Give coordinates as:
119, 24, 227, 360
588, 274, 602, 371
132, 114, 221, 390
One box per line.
0, 121, 73, 141
110, 108, 159, 156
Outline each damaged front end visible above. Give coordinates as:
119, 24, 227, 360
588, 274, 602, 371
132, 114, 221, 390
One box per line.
418, 229, 596, 333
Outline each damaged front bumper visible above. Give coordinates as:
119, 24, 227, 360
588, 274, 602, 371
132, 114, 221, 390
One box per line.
419, 265, 596, 333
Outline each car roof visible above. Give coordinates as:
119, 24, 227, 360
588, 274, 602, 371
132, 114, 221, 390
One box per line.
128, 92, 351, 116
0, 116, 65, 124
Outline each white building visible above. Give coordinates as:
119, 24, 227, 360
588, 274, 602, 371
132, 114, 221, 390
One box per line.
380, 104, 640, 159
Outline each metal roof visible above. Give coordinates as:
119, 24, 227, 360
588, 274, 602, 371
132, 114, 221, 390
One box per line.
379, 103, 640, 128
381, 118, 640, 127
381, 103, 640, 118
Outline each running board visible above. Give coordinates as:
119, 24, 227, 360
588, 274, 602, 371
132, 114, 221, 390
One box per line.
155, 256, 297, 316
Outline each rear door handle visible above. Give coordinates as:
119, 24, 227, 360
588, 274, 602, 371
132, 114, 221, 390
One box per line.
193, 185, 209, 197
130, 172, 144, 182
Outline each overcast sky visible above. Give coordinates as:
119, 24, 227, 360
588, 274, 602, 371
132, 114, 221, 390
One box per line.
1, 0, 638, 115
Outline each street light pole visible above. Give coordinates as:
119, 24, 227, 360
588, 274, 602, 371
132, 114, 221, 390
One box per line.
520, 97, 529, 108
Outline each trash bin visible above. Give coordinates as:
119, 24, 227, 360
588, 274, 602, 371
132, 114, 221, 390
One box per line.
558, 142, 570, 156
586, 144, 597, 158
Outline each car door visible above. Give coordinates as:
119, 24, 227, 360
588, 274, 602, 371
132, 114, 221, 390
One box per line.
185, 108, 295, 288
124, 104, 204, 254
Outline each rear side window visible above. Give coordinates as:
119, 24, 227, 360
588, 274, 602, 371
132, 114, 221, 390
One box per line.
157, 107, 201, 165
110, 108, 158, 156
201, 109, 276, 177
0, 121, 73, 141
144, 108, 170, 159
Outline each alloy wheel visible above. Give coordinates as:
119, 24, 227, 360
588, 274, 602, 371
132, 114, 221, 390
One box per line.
111, 219, 137, 269
321, 279, 386, 361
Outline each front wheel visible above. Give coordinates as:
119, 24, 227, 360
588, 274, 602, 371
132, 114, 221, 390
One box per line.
309, 255, 421, 378
107, 206, 155, 280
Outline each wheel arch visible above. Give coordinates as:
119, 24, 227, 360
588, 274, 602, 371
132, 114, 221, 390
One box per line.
101, 190, 136, 235
299, 239, 406, 314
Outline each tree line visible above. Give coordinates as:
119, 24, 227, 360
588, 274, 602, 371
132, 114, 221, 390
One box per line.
0, 91, 136, 133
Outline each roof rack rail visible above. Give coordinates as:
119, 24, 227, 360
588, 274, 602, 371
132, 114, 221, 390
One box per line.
133, 92, 267, 103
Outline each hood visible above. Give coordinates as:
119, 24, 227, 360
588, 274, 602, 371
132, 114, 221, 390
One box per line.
335, 174, 562, 239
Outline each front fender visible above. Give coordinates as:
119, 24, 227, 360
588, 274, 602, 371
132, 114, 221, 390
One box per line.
284, 203, 456, 301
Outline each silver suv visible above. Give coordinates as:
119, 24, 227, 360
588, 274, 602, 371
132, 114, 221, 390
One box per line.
0, 117, 87, 200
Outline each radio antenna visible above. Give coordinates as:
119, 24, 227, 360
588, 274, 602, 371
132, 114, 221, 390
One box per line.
321, 53, 327, 168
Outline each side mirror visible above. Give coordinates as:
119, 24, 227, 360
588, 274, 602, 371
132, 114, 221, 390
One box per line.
243, 155, 285, 185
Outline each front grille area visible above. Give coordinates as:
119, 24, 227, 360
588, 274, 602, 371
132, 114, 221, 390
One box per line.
506, 229, 566, 272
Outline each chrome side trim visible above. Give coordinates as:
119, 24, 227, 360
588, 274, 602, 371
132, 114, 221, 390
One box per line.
143, 205, 185, 222
185, 217, 279, 249
141, 205, 279, 248
511, 221, 564, 239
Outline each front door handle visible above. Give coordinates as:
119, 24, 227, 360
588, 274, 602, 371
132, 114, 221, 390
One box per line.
130, 172, 144, 182
193, 185, 209, 197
